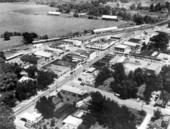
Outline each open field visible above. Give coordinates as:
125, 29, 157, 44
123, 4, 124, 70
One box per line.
0, 3, 127, 50
0, 36, 23, 51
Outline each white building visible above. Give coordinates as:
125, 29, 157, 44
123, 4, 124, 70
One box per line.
60, 85, 87, 96
102, 15, 118, 21
109, 55, 125, 65
21, 112, 42, 128
93, 26, 118, 34
114, 44, 131, 54
62, 39, 82, 47
18, 76, 34, 83
48, 11, 61, 16
62, 115, 83, 129
34, 51, 52, 58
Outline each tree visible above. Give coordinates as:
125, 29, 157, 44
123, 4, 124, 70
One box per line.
0, 51, 5, 60
133, 68, 144, 86
112, 63, 126, 83
26, 65, 38, 78
150, 4, 155, 12
8, 63, 22, 79
0, 72, 18, 91
15, 80, 37, 101
37, 71, 56, 90
57, 92, 63, 99
139, 110, 146, 116
35, 96, 55, 118
151, 109, 162, 121
1, 92, 16, 107
22, 32, 38, 44
0, 51, 5, 64
84, 92, 136, 129
95, 67, 112, 87
149, 32, 169, 51
141, 42, 147, 51
0, 103, 16, 129
3, 31, 11, 41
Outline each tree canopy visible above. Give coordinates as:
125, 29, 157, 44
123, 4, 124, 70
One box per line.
0, 103, 16, 129
37, 71, 56, 90
95, 67, 112, 87
148, 32, 169, 51
35, 96, 55, 118
15, 80, 37, 101
80, 92, 136, 129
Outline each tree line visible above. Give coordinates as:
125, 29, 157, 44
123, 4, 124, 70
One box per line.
95, 62, 170, 103
1, 31, 48, 44
57, 2, 159, 25
141, 32, 169, 52
150, 2, 170, 12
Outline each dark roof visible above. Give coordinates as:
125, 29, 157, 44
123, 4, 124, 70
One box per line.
140, 50, 155, 56
128, 38, 141, 43
93, 61, 106, 69
130, 51, 161, 61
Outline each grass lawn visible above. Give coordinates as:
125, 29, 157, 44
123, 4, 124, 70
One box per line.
0, 36, 23, 51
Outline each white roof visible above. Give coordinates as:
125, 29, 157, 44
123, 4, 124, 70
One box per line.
47, 47, 64, 53
93, 26, 118, 33
87, 67, 96, 73
117, 56, 125, 63
61, 85, 87, 95
19, 76, 33, 82
48, 11, 61, 15
6, 52, 23, 60
21, 112, 41, 122
76, 100, 84, 107
151, 51, 158, 56
34, 51, 52, 58
63, 115, 83, 127
115, 44, 128, 49
124, 41, 137, 47
157, 53, 170, 60
102, 15, 118, 19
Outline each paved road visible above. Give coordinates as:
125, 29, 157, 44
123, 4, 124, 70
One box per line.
138, 114, 153, 129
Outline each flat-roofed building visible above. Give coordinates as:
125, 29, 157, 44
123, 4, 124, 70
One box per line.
62, 39, 82, 47
86, 38, 117, 51
102, 15, 118, 21
34, 51, 52, 58
72, 35, 96, 45
44, 64, 70, 77
60, 85, 87, 97
62, 115, 83, 129
124, 38, 142, 51
48, 11, 61, 15
21, 112, 42, 128
114, 44, 130, 54
109, 55, 125, 65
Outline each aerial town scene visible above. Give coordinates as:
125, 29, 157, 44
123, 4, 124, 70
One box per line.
1, 0, 170, 129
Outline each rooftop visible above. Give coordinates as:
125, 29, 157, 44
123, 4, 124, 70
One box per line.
62, 115, 83, 128
34, 51, 52, 58
115, 44, 128, 49
61, 85, 87, 95
128, 38, 141, 43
